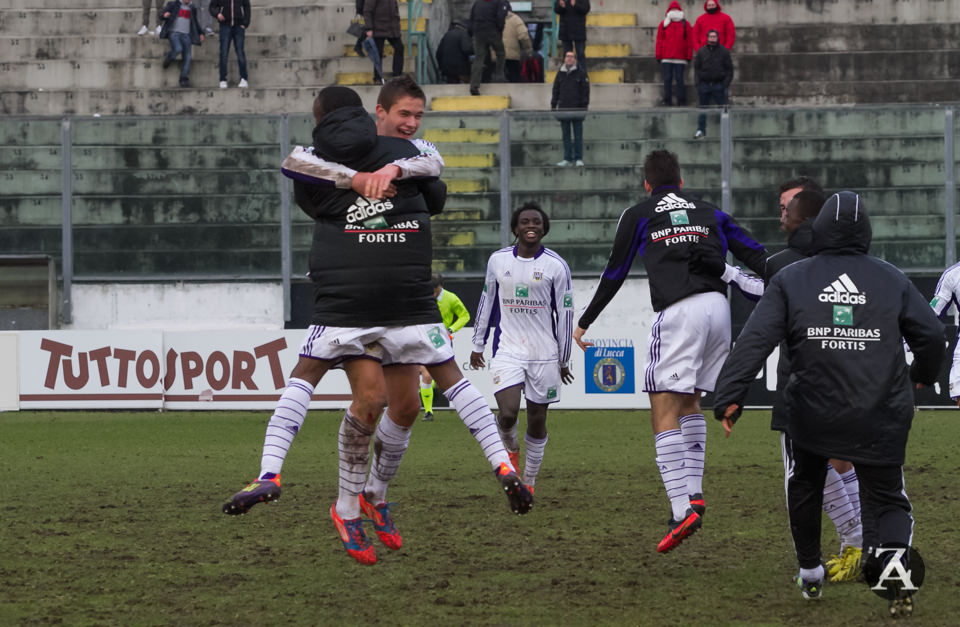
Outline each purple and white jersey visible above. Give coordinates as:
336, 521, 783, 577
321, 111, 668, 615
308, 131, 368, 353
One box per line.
931, 261, 960, 320
472, 245, 574, 366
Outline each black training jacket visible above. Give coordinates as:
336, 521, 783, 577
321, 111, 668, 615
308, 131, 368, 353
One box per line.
713, 192, 944, 465
292, 107, 443, 328
578, 186, 765, 325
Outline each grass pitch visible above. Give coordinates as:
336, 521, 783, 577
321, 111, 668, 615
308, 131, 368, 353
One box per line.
1, 409, 958, 626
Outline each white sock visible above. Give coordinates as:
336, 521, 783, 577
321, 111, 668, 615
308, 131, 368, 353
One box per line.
823, 464, 859, 547
259, 377, 313, 477
678, 413, 706, 496
499, 420, 520, 453
655, 429, 690, 520
336, 410, 372, 520
800, 564, 824, 583
522, 433, 548, 486
444, 378, 510, 470
840, 468, 862, 519
364, 409, 411, 504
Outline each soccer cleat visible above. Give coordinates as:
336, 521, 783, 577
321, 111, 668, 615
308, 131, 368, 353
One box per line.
507, 450, 520, 474
888, 590, 913, 618
330, 503, 376, 565
657, 509, 702, 553
826, 546, 862, 582
222, 473, 281, 515
495, 462, 533, 515
795, 574, 823, 600
422, 411, 433, 422
358, 492, 402, 550
689, 493, 706, 518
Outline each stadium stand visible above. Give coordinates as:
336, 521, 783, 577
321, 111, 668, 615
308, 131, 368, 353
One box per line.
0, 0, 958, 287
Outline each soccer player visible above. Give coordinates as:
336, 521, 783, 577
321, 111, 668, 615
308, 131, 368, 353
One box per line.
420, 273, 471, 421
573, 149, 766, 553
222, 86, 531, 567
713, 191, 943, 614
693, 184, 865, 581
929, 261, 960, 405
470, 202, 575, 492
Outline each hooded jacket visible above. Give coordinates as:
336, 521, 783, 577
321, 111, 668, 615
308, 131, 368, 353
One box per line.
501, 11, 533, 61
713, 192, 944, 465
209, 0, 250, 28
436, 23, 473, 77
553, 0, 590, 43
286, 106, 443, 327
693, 1, 735, 50
470, 0, 508, 35
693, 37, 733, 87
551, 61, 589, 110
363, 0, 401, 38
655, 1, 693, 62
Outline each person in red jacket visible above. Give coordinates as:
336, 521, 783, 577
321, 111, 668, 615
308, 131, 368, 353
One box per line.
693, 0, 736, 50
655, 1, 694, 106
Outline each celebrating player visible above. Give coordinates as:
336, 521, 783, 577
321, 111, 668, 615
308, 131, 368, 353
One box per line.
574, 149, 766, 553
470, 202, 575, 492
222, 86, 531, 568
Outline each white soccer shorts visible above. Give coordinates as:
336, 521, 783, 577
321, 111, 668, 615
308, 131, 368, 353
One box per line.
299, 324, 455, 366
643, 291, 730, 394
490, 353, 562, 404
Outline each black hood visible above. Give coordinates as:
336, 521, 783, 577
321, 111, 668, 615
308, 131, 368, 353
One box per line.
786, 219, 817, 255
312, 106, 377, 164
813, 191, 871, 255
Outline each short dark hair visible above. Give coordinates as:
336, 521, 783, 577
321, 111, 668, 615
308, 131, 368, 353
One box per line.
313, 86, 362, 123
431, 273, 444, 289
778, 176, 823, 196
377, 75, 426, 111
643, 150, 682, 189
787, 190, 826, 222
510, 201, 550, 237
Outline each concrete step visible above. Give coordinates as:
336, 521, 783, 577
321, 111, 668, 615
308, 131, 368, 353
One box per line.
0, 6, 419, 37
0, 32, 366, 61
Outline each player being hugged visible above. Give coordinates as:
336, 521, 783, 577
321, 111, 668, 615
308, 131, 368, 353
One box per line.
470, 202, 575, 494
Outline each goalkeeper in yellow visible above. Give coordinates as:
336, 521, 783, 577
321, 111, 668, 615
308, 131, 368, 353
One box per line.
420, 273, 471, 420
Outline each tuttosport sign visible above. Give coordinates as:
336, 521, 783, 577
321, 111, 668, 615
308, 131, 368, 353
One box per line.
18, 330, 351, 410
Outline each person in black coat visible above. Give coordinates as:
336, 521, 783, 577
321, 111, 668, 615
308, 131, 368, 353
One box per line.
713, 191, 944, 609
436, 21, 473, 83
553, 0, 590, 70
469, 0, 508, 94
550, 50, 589, 166
692, 29, 732, 138
210, 0, 250, 88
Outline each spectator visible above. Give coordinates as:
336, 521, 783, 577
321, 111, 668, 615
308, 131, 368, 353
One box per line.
196, 0, 215, 36
693, 0, 735, 50
364, 0, 404, 82
501, 10, 533, 83
436, 21, 473, 84
551, 50, 589, 167
159, 0, 205, 88
693, 29, 732, 138
655, 1, 694, 106
139, 0, 164, 35
469, 0, 508, 95
210, 0, 250, 88
553, 0, 590, 70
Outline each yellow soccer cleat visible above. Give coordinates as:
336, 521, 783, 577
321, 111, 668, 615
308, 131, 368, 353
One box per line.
827, 546, 862, 582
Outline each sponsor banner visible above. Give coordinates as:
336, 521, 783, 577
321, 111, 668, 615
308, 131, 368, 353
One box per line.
585, 343, 636, 395
18, 330, 351, 410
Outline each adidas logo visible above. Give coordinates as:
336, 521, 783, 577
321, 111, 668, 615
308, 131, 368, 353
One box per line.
346, 196, 393, 224
655, 192, 696, 212
668, 373, 680, 381
819, 273, 866, 304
